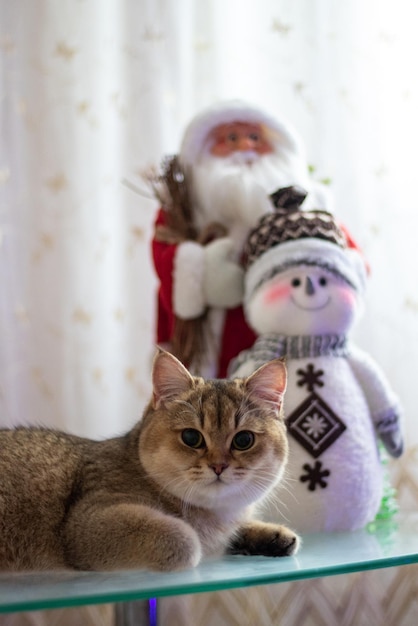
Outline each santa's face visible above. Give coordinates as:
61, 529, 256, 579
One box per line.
246, 265, 360, 336
208, 122, 273, 158
188, 123, 308, 249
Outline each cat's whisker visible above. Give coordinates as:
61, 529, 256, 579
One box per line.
255, 473, 301, 524
258, 496, 293, 524
262, 485, 301, 522
181, 484, 200, 515
145, 468, 194, 505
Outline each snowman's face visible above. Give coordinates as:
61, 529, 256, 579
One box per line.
246, 265, 360, 336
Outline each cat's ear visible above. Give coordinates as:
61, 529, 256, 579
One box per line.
245, 359, 287, 414
152, 349, 195, 409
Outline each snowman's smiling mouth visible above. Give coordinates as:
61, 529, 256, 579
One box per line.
291, 296, 331, 311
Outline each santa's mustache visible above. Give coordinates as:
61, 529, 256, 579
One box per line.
225, 150, 260, 165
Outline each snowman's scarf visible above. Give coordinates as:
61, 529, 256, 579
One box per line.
230, 332, 349, 373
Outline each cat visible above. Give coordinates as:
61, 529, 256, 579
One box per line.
0, 349, 299, 572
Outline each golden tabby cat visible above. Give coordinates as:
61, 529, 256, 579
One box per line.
0, 350, 298, 572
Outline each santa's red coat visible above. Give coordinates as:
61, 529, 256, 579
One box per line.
151, 209, 256, 377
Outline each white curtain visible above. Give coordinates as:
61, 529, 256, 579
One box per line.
1, 1, 417, 623
1, 0, 417, 444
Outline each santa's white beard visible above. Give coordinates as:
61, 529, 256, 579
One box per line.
189, 152, 310, 254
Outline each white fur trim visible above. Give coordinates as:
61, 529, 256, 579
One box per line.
179, 100, 306, 167
244, 238, 368, 305
193, 309, 225, 378
173, 241, 205, 319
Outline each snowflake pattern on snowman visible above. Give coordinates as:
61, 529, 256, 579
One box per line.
287, 363, 347, 482
230, 187, 404, 533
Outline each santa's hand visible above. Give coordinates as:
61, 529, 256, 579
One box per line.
203, 238, 244, 308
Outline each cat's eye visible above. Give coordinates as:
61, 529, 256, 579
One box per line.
181, 428, 205, 449
231, 431, 255, 451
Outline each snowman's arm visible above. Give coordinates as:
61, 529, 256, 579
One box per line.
346, 345, 404, 458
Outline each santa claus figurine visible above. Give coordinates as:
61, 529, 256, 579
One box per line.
149, 100, 337, 377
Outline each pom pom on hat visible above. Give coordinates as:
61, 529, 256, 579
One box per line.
179, 100, 306, 167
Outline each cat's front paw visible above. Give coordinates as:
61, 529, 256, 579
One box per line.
149, 517, 203, 572
229, 520, 300, 557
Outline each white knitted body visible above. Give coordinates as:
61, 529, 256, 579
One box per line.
260, 353, 383, 533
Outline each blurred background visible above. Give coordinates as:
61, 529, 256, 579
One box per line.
1, 1, 417, 624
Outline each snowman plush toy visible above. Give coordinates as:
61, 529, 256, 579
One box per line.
230, 187, 404, 533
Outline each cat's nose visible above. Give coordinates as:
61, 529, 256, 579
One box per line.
305, 276, 315, 296
210, 463, 229, 476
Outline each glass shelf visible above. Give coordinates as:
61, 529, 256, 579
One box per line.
0, 513, 417, 614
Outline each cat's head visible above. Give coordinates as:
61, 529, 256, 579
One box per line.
139, 350, 288, 515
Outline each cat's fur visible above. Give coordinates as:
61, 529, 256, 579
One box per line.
0, 350, 298, 572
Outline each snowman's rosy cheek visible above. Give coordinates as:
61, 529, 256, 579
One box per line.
262, 282, 292, 304
337, 286, 357, 307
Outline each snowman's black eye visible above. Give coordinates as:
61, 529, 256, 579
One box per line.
291, 278, 301, 288
319, 276, 327, 287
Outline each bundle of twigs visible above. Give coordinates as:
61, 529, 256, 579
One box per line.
150, 156, 226, 372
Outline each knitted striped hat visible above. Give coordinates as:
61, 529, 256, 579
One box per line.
244, 187, 367, 299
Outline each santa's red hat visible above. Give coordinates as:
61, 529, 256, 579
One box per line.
179, 100, 307, 168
